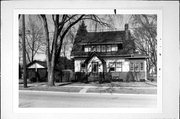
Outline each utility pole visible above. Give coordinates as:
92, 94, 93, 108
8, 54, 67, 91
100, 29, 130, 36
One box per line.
22, 15, 27, 88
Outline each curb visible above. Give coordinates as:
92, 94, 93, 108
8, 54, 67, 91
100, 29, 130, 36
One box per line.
145, 81, 157, 86
19, 90, 157, 97
63, 85, 157, 89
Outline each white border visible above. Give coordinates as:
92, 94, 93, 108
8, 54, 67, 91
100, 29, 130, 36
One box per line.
13, 9, 162, 114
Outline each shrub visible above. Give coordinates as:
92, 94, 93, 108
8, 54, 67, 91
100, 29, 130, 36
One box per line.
29, 77, 37, 82
75, 72, 87, 82
103, 72, 112, 83
140, 79, 145, 82
126, 72, 135, 82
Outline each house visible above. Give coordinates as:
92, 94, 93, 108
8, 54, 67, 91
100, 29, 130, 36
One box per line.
27, 60, 47, 82
71, 24, 148, 82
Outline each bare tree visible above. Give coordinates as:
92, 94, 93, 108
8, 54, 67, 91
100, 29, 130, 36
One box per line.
130, 15, 157, 74
19, 15, 45, 63
40, 14, 110, 86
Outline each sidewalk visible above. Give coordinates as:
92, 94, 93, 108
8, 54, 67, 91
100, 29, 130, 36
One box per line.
19, 82, 157, 95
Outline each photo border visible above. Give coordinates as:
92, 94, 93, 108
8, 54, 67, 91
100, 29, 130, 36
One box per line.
13, 9, 162, 113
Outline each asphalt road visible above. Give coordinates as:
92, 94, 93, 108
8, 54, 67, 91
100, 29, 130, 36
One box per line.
19, 90, 157, 108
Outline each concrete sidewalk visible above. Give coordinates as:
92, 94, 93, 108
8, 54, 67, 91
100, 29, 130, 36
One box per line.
19, 82, 157, 95
63, 85, 157, 89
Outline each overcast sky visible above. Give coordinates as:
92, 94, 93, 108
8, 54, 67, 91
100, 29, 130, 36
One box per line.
20, 14, 134, 62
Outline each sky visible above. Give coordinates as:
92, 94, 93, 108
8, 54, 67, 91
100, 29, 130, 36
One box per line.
20, 14, 132, 63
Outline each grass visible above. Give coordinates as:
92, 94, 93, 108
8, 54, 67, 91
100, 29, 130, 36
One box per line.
19, 85, 83, 93
69, 81, 157, 87
87, 87, 157, 94
19, 81, 157, 94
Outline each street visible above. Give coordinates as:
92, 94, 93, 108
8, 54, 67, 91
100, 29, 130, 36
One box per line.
19, 90, 157, 108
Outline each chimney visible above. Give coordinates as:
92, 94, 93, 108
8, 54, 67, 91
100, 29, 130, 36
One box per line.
124, 24, 130, 40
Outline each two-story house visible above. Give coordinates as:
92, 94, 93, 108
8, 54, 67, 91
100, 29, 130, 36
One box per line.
71, 23, 148, 82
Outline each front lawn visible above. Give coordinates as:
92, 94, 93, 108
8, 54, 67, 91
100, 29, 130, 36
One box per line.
70, 81, 157, 87
19, 85, 83, 93
87, 87, 157, 94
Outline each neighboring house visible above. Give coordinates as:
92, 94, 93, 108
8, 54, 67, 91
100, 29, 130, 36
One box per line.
27, 60, 47, 82
71, 24, 148, 82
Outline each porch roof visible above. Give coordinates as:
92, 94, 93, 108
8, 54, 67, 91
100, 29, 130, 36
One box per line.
84, 52, 106, 64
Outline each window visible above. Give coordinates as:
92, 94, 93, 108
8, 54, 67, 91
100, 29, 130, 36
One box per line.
134, 63, 140, 71
84, 47, 89, 52
97, 45, 100, 52
109, 67, 115, 72
112, 45, 118, 51
140, 62, 144, 70
116, 62, 122, 72
130, 62, 134, 71
107, 45, 111, 52
84, 46, 91, 52
101, 45, 106, 52
85, 45, 118, 53
109, 62, 115, 72
109, 62, 122, 72
91, 46, 96, 52
88, 46, 91, 52
130, 62, 142, 72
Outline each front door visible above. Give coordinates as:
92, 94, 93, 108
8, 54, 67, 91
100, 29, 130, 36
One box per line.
92, 62, 98, 74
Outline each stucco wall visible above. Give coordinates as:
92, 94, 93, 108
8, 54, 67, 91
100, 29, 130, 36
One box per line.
74, 59, 84, 72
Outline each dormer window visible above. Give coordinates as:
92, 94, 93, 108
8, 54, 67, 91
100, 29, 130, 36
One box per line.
97, 45, 100, 52
84, 47, 89, 52
112, 45, 118, 51
101, 45, 106, 52
84, 44, 119, 53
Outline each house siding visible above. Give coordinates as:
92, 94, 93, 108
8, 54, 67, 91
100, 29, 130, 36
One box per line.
74, 59, 84, 72
74, 57, 147, 81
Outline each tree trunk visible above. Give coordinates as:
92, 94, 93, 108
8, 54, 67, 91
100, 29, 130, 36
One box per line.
47, 66, 54, 86
41, 15, 55, 86
22, 15, 27, 88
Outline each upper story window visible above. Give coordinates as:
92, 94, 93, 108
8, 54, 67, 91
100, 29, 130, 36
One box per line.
84, 44, 119, 53
84, 47, 89, 52
97, 45, 100, 52
84, 46, 91, 52
112, 45, 118, 51
101, 45, 106, 52
107, 45, 111, 52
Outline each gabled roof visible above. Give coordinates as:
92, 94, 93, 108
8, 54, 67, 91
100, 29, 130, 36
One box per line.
84, 52, 106, 64
27, 60, 47, 68
79, 31, 124, 45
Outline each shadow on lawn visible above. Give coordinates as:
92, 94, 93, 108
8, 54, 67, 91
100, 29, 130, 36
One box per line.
57, 82, 73, 86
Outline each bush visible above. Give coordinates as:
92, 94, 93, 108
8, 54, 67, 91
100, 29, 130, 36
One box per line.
103, 72, 112, 83
140, 79, 145, 82
126, 72, 135, 82
75, 72, 87, 82
29, 77, 37, 82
